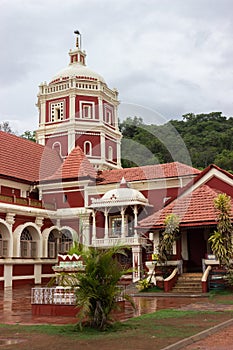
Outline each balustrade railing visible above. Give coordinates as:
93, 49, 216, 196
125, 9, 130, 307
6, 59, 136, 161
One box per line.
31, 287, 76, 305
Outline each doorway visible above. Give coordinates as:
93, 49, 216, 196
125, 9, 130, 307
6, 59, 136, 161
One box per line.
187, 228, 206, 272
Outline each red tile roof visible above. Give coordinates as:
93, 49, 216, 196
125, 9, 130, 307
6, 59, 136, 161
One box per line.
43, 145, 96, 182
97, 162, 200, 185
0, 131, 62, 182
138, 185, 233, 229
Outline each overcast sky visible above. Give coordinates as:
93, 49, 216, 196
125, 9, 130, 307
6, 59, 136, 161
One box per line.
0, 0, 233, 133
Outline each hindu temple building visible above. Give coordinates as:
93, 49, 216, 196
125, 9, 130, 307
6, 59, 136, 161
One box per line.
0, 32, 233, 290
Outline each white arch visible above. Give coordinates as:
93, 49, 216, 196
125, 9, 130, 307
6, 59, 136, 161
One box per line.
52, 141, 62, 157
13, 223, 42, 258
42, 226, 60, 258
0, 219, 13, 257
84, 141, 92, 156
60, 226, 78, 243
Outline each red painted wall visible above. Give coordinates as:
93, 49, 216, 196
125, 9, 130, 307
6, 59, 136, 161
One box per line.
13, 216, 37, 230
0, 265, 3, 277
75, 95, 99, 119
42, 264, 54, 274
75, 133, 101, 157
206, 177, 233, 197
1, 186, 20, 197
45, 133, 68, 157
43, 189, 84, 209
13, 264, 34, 276
105, 137, 117, 164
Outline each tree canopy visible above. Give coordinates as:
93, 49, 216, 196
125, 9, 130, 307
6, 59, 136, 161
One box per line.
120, 112, 233, 172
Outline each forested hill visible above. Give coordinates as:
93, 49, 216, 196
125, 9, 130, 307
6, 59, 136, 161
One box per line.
119, 112, 233, 172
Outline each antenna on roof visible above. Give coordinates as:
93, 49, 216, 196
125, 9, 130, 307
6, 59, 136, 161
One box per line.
74, 30, 81, 49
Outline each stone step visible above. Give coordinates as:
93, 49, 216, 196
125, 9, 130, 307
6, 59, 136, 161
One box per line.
171, 273, 202, 293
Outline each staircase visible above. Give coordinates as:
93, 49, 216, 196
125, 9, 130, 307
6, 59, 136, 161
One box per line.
171, 272, 202, 294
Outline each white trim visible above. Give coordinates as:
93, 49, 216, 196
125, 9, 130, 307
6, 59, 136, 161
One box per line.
79, 100, 95, 119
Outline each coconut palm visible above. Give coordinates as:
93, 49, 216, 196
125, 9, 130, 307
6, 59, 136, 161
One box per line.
209, 193, 233, 267
59, 245, 134, 330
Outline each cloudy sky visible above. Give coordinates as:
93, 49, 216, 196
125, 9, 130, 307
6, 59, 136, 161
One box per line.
0, 0, 233, 133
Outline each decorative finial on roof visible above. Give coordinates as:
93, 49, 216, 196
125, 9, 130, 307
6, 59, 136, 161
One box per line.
120, 177, 129, 188
74, 30, 81, 49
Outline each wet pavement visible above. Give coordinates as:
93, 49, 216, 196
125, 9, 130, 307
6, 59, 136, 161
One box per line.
0, 285, 207, 325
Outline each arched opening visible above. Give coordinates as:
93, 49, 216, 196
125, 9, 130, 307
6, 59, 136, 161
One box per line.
58, 229, 73, 254
52, 142, 62, 157
20, 228, 37, 258
48, 230, 58, 258
84, 141, 92, 156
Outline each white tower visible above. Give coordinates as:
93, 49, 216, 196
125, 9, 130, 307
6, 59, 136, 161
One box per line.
36, 31, 122, 170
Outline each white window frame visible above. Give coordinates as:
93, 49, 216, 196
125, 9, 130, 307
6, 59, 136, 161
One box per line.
79, 101, 95, 119
50, 100, 65, 122
84, 141, 92, 156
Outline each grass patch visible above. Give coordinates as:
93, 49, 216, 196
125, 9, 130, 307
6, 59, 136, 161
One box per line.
0, 309, 232, 344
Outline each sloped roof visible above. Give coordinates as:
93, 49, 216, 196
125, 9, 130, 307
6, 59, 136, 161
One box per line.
0, 131, 62, 183
138, 185, 233, 229
42, 145, 96, 182
97, 162, 200, 185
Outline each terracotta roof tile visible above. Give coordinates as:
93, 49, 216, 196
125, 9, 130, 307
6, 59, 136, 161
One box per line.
0, 131, 62, 182
97, 162, 200, 185
139, 185, 233, 229
44, 145, 96, 182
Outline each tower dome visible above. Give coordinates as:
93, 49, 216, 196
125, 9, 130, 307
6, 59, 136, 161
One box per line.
50, 32, 105, 85
36, 31, 122, 171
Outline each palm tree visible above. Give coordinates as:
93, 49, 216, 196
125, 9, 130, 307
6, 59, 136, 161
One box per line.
209, 193, 233, 267
59, 245, 134, 330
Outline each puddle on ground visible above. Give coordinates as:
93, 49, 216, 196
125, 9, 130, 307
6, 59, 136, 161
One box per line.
0, 339, 25, 346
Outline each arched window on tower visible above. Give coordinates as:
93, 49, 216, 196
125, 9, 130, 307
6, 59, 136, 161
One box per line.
84, 141, 92, 156
52, 142, 62, 157
108, 146, 113, 161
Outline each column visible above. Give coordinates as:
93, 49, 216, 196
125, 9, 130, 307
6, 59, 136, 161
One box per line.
133, 205, 138, 237
69, 92, 76, 120
104, 208, 109, 239
92, 210, 96, 244
121, 207, 126, 237
100, 132, 106, 163
34, 264, 42, 284
4, 265, 13, 288
132, 246, 142, 282
79, 212, 91, 246
68, 129, 75, 154
116, 139, 121, 168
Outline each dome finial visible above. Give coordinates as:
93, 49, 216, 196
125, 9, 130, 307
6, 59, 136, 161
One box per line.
74, 30, 81, 49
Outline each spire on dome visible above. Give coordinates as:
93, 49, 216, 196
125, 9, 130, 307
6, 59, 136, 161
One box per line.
69, 30, 86, 66
74, 30, 81, 49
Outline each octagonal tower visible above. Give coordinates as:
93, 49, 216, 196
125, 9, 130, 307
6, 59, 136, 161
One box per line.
36, 32, 122, 170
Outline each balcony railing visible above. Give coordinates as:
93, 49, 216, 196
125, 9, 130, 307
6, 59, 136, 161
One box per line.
0, 194, 55, 210
31, 287, 76, 305
92, 236, 148, 247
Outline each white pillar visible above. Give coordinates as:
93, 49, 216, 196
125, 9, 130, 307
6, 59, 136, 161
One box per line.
100, 132, 106, 164
121, 207, 126, 237
104, 208, 109, 239
132, 246, 142, 282
4, 265, 13, 288
92, 211, 96, 244
68, 129, 75, 154
133, 205, 138, 237
34, 264, 42, 284
79, 212, 91, 246
69, 92, 76, 120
